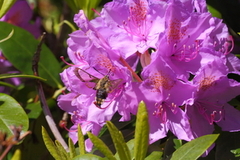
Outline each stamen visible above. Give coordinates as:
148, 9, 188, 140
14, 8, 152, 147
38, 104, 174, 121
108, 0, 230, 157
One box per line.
91, 8, 101, 16
210, 111, 216, 125
59, 120, 67, 129
59, 112, 68, 129
210, 110, 223, 124
172, 39, 199, 62
0, 55, 6, 60
120, 0, 151, 40
60, 56, 81, 67
153, 101, 178, 123
153, 103, 166, 123
223, 36, 234, 55
195, 101, 225, 125
63, 121, 92, 133
171, 103, 177, 114
120, 56, 142, 82
212, 36, 234, 55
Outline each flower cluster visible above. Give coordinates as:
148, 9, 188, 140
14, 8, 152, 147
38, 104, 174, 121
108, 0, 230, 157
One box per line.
58, 0, 240, 152
0, 0, 41, 93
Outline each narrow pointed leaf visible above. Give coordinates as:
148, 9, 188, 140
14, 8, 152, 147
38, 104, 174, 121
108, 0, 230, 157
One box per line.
134, 101, 149, 160
0, 0, 3, 10
55, 140, 70, 159
57, 20, 77, 32
64, 0, 78, 13
0, 93, 29, 137
41, 126, 62, 160
231, 148, 240, 157
87, 132, 116, 160
0, 22, 62, 88
207, 5, 222, 18
0, 0, 17, 18
173, 139, 182, 150
11, 149, 21, 160
171, 134, 219, 160
72, 154, 105, 160
106, 121, 131, 160
0, 73, 46, 82
74, 0, 82, 10
78, 0, 101, 20
126, 139, 134, 158
0, 81, 16, 89
69, 137, 77, 158
78, 124, 86, 155
145, 151, 163, 160
86, 0, 101, 19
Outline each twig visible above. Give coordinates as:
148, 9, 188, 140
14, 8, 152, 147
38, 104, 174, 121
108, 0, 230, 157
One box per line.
32, 32, 69, 151
0, 126, 31, 160
0, 144, 12, 160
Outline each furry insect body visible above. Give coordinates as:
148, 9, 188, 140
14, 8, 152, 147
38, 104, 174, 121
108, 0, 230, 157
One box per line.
74, 68, 122, 108
94, 75, 111, 107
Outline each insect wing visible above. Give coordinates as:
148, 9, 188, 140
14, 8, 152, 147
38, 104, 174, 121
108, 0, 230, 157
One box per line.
74, 68, 100, 88
109, 78, 123, 92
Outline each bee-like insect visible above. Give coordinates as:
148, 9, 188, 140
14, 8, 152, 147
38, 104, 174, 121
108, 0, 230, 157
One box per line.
73, 67, 122, 108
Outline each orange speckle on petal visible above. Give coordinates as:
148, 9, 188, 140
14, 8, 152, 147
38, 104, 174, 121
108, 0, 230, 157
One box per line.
167, 17, 188, 44
199, 76, 216, 91
147, 71, 175, 92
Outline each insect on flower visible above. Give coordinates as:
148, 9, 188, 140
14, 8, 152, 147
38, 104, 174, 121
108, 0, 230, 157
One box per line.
73, 67, 123, 109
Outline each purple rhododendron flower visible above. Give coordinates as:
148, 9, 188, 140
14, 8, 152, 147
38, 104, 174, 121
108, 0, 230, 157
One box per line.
58, 0, 240, 154
0, 0, 41, 93
186, 58, 240, 138
137, 54, 196, 143
0, 0, 41, 39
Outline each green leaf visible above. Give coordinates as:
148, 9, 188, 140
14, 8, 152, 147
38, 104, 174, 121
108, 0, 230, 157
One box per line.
11, 149, 21, 160
41, 126, 62, 160
87, 131, 116, 160
69, 137, 77, 158
0, 81, 16, 89
85, 0, 102, 20
0, 22, 62, 88
78, 124, 86, 155
133, 101, 149, 160
171, 134, 219, 160
215, 131, 240, 159
126, 139, 134, 158
57, 20, 77, 32
72, 154, 105, 160
0, 73, 47, 82
64, 0, 78, 13
0, 0, 17, 18
231, 148, 240, 157
173, 139, 182, 150
207, 5, 222, 19
0, 0, 3, 10
0, 93, 29, 137
55, 140, 70, 160
25, 102, 42, 119
144, 151, 163, 160
97, 124, 108, 138
106, 121, 131, 160
65, 0, 102, 19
